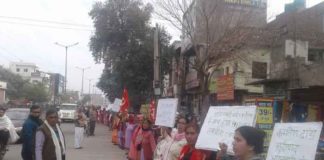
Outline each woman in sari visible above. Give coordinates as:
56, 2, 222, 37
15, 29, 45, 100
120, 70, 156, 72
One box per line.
111, 114, 120, 145
136, 119, 156, 160
178, 123, 206, 160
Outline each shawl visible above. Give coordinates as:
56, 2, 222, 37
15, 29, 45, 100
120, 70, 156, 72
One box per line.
44, 120, 65, 160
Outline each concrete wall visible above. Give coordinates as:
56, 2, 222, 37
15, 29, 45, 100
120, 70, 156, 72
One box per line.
218, 48, 271, 93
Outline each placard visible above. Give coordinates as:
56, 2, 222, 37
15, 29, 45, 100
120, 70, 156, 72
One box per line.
266, 122, 323, 160
112, 98, 122, 112
196, 106, 257, 154
154, 98, 178, 127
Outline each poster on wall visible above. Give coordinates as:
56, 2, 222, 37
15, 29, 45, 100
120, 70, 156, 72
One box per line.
154, 98, 178, 127
195, 106, 257, 154
217, 74, 234, 100
266, 122, 323, 160
245, 98, 274, 147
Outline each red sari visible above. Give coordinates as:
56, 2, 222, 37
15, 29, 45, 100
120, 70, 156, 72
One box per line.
137, 129, 156, 160
128, 125, 141, 160
178, 144, 206, 160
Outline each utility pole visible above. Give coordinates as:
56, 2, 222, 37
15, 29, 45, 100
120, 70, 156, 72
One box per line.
88, 79, 93, 95
87, 79, 93, 105
75, 66, 90, 96
153, 24, 161, 97
54, 42, 79, 93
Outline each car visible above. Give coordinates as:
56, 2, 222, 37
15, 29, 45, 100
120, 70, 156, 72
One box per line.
5, 108, 30, 143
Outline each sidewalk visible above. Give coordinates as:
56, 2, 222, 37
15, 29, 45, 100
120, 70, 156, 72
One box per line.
64, 123, 126, 160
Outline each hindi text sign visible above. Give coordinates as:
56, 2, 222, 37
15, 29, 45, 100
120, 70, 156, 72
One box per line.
266, 122, 323, 160
112, 98, 122, 112
196, 106, 257, 154
154, 98, 178, 127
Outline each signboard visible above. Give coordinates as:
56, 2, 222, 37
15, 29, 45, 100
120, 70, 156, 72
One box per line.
245, 98, 274, 147
224, 0, 267, 8
112, 98, 122, 112
196, 106, 257, 154
266, 122, 323, 160
155, 98, 178, 127
217, 74, 234, 100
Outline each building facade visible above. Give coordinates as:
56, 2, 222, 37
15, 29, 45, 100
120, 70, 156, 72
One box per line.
0, 81, 7, 104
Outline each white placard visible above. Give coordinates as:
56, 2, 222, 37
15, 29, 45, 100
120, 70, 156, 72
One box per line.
155, 98, 178, 127
196, 106, 257, 154
112, 98, 122, 112
266, 122, 323, 160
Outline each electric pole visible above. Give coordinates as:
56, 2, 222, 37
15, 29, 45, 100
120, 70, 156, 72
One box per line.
75, 66, 90, 96
54, 42, 79, 93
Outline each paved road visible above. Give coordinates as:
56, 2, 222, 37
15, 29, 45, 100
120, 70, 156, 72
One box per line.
4, 123, 126, 160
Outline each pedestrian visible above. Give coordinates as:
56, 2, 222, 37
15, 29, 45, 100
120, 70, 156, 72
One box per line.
153, 127, 173, 160
21, 105, 43, 160
178, 123, 206, 160
216, 126, 266, 160
0, 106, 18, 152
74, 108, 86, 149
118, 113, 126, 149
125, 114, 136, 150
165, 115, 188, 160
89, 106, 97, 136
35, 108, 66, 160
135, 118, 156, 160
128, 115, 143, 160
112, 114, 120, 145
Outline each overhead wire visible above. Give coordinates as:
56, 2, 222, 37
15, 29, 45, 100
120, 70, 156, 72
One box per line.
0, 15, 92, 27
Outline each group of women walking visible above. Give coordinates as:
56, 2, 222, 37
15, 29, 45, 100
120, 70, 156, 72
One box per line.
110, 114, 266, 160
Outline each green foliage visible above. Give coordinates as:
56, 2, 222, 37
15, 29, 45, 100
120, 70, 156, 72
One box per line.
89, 0, 172, 106
0, 66, 49, 103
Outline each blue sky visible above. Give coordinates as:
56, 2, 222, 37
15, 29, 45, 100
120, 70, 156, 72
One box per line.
0, 0, 323, 93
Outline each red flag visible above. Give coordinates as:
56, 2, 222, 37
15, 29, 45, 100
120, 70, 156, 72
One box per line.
119, 88, 130, 113
149, 100, 156, 122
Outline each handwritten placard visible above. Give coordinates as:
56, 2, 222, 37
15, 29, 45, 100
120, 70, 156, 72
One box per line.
154, 98, 178, 127
196, 106, 257, 154
112, 98, 122, 112
266, 122, 323, 160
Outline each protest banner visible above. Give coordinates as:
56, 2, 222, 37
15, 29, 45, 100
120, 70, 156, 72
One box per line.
112, 98, 122, 112
154, 98, 178, 127
266, 122, 323, 160
196, 106, 257, 154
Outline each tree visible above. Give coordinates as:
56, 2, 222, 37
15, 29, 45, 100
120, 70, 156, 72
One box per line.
89, 0, 172, 109
22, 82, 49, 103
0, 66, 49, 103
152, 0, 269, 115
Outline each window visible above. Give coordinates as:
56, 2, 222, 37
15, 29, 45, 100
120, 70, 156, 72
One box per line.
308, 49, 324, 62
225, 67, 230, 75
16, 68, 20, 72
252, 62, 267, 79
24, 68, 28, 72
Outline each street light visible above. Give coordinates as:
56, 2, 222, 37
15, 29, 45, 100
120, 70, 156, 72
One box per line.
75, 66, 91, 96
54, 42, 79, 93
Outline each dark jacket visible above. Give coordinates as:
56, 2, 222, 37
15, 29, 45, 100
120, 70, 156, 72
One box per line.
21, 116, 43, 160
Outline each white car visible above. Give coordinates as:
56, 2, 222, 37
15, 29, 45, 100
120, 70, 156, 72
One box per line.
58, 103, 77, 122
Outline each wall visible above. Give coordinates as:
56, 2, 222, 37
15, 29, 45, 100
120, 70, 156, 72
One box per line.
218, 48, 271, 93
